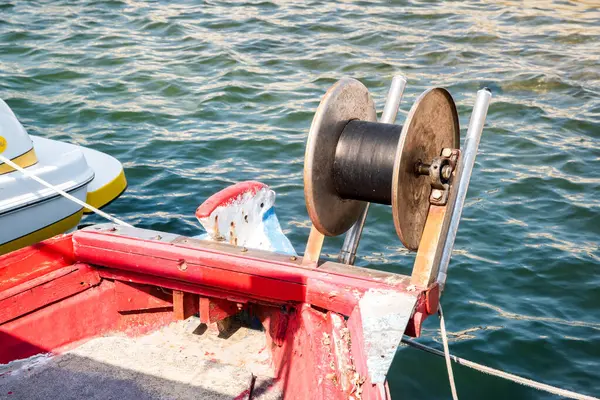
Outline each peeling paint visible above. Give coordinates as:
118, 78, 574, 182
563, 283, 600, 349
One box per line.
359, 289, 417, 384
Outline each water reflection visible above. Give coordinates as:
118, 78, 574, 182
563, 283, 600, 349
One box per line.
471, 300, 600, 331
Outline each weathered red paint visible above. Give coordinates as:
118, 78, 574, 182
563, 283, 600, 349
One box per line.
347, 305, 389, 400
0, 276, 175, 364
195, 180, 267, 218
0, 262, 84, 302
98, 267, 284, 307
0, 228, 433, 399
0, 264, 100, 325
114, 280, 173, 312
425, 283, 440, 315
173, 290, 198, 320
258, 305, 346, 400
199, 297, 240, 324
326, 311, 354, 395
404, 286, 439, 338
260, 306, 290, 347
0, 234, 74, 293
72, 230, 413, 317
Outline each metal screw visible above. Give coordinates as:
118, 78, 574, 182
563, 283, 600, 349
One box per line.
441, 148, 452, 158
431, 189, 443, 200
290, 255, 297, 261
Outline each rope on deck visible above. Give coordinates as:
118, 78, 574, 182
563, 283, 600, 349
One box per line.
401, 332, 599, 400
0, 153, 131, 227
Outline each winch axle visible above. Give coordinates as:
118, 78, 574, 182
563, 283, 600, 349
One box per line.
332, 120, 456, 205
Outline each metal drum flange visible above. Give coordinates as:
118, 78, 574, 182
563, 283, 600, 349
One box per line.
392, 88, 460, 250
304, 78, 377, 236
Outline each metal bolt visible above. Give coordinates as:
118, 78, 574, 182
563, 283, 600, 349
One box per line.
441, 148, 452, 158
415, 161, 431, 176
441, 165, 453, 180
290, 255, 297, 261
431, 189, 443, 200
177, 259, 188, 271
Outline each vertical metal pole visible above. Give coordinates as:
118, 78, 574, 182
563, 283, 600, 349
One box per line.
437, 88, 492, 288
338, 75, 407, 265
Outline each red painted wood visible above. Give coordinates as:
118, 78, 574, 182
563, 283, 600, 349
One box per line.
0, 279, 174, 364
0, 229, 420, 399
0, 264, 100, 325
114, 280, 173, 312
99, 268, 285, 307
93, 250, 363, 316
73, 230, 410, 292
259, 305, 346, 400
261, 307, 290, 348
0, 282, 115, 363
302, 305, 344, 400
76, 242, 307, 300
73, 231, 413, 317
0, 264, 79, 302
347, 305, 387, 400
327, 311, 353, 396
0, 234, 74, 293
173, 291, 198, 320
304, 277, 364, 317
199, 297, 239, 324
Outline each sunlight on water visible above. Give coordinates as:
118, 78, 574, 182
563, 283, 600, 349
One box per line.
1, 0, 599, 397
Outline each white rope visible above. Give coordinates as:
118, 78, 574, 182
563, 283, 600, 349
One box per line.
401, 337, 599, 400
439, 305, 459, 400
0, 153, 131, 227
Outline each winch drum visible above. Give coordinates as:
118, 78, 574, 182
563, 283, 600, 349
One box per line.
304, 77, 460, 250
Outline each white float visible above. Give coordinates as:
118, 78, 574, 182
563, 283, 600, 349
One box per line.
0, 99, 127, 255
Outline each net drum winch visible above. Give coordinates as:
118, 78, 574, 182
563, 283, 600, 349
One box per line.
304, 77, 461, 251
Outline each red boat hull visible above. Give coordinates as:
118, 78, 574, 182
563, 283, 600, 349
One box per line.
0, 226, 438, 399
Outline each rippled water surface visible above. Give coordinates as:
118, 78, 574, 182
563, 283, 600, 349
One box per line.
1, 0, 599, 398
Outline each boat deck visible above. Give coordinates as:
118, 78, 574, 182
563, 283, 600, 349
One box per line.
0, 317, 282, 400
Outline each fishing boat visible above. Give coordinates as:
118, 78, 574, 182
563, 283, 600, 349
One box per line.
0, 76, 492, 399
0, 99, 127, 255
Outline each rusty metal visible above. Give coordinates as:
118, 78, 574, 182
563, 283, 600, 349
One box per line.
415, 161, 431, 176
392, 88, 460, 250
414, 147, 460, 207
410, 150, 461, 289
304, 77, 377, 236
428, 149, 460, 206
